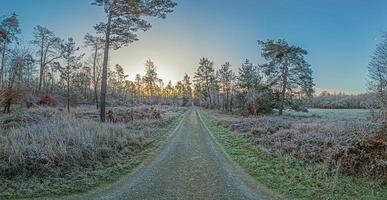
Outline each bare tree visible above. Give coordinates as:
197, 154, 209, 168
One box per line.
31, 25, 63, 95
368, 33, 387, 129
0, 13, 21, 88
8, 46, 34, 88
1, 46, 33, 112
84, 33, 104, 108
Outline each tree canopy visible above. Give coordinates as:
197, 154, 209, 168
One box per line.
258, 39, 314, 115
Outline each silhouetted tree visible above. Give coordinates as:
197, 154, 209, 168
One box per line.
124, 80, 136, 105
217, 62, 234, 111
115, 64, 127, 96
92, 0, 177, 122
194, 58, 216, 108
163, 80, 176, 104
75, 65, 92, 99
143, 60, 160, 103
134, 74, 142, 102
181, 73, 192, 106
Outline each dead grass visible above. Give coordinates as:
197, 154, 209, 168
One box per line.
1, 115, 145, 179
0, 105, 186, 198
211, 109, 386, 183
201, 109, 387, 199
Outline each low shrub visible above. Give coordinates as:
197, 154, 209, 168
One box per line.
331, 132, 387, 183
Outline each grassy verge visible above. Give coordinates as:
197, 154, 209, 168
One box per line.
0, 108, 185, 199
200, 109, 387, 199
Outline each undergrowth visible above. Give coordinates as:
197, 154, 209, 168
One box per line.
0, 107, 185, 199
200, 109, 387, 199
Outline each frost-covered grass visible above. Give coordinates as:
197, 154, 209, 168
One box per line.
287, 108, 370, 120
200, 109, 387, 199
214, 108, 383, 166
0, 106, 185, 199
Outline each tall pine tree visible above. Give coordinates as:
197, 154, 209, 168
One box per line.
92, 0, 177, 121
194, 58, 216, 108
258, 39, 314, 115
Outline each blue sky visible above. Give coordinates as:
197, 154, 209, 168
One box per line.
2, 0, 387, 94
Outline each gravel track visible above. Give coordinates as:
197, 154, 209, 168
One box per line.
67, 109, 277, 200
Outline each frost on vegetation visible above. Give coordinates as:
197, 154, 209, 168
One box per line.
0, 105, 185, 181
212, 109, 386, 182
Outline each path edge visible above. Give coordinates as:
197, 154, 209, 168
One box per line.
31, 109, 189, 200
196, 108, 282, 200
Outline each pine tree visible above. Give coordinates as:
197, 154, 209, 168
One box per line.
194, 58, 216, 108
163, 80, 175, 104
92, 0, 177, 122
143, 60, 160, 103
236, 59, 270, 115
134, 74, 142, 102
124, 80, 136, 105
181, 73, 192, 106
237, 59, 261, 91
258, 39, 314, 115
217, 62, 234, 111
115, 64, 127, 96
58, 38, 83, 112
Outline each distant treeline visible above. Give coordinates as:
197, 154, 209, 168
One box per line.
307, 92, 377, 109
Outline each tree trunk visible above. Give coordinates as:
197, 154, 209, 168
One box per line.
92, 48, 99, 109
38, 39, 44, 94
279, 56, 289, 116
100, 2, 114, 122
67, 74, 70, 113
230, 92, 233, 112
1, 41, 7, 88
226, 90, 229, 111
217, 92, 220, 109
43, 69, 47, 95
207, 85, 211, 108
384, 106, 387, 130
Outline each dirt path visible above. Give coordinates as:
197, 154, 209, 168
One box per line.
68, 109, 276, 200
